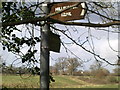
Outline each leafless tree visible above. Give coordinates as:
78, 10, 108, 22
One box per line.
66, 58, 81, 75
54, 57, 67, 75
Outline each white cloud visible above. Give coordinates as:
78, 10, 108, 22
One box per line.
96, 39, 118, 63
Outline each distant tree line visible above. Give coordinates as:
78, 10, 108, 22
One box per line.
50, 57, 82, 75
50, 57, 120, 77
0, 56, 120, 77
1, 63, 31, 75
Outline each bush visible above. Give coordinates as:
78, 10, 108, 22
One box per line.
93, 68, 110, 79
108, 76, 119, 83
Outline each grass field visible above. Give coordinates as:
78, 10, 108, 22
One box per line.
1, 75, 119, 88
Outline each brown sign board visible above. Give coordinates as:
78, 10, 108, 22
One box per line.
50, 2, 87, 21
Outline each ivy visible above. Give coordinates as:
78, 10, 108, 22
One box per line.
22, 50, 38, 63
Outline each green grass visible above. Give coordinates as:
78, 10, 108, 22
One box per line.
2, 75, 40, 88
50, 76, 84, 88
1, 75, 119, 88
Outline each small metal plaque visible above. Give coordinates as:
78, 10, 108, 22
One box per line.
49, 31, 61, 53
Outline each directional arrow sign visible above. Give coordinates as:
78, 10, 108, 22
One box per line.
50, 2, 87, 21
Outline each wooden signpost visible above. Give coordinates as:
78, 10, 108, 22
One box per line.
40, 2, 87, 89
48, 2, 87, 53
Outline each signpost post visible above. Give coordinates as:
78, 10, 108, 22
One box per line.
40, 2, 87, 89
40, 2, 50, 90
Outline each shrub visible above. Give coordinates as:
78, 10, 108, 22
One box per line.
108, 76, 119, 83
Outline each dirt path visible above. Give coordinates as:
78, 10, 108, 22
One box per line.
66, 76, 103, 88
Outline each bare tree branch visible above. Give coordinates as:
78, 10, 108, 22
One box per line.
51, 26, 119, 66
2, 2, 120, 28
49, 18, 120, 27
